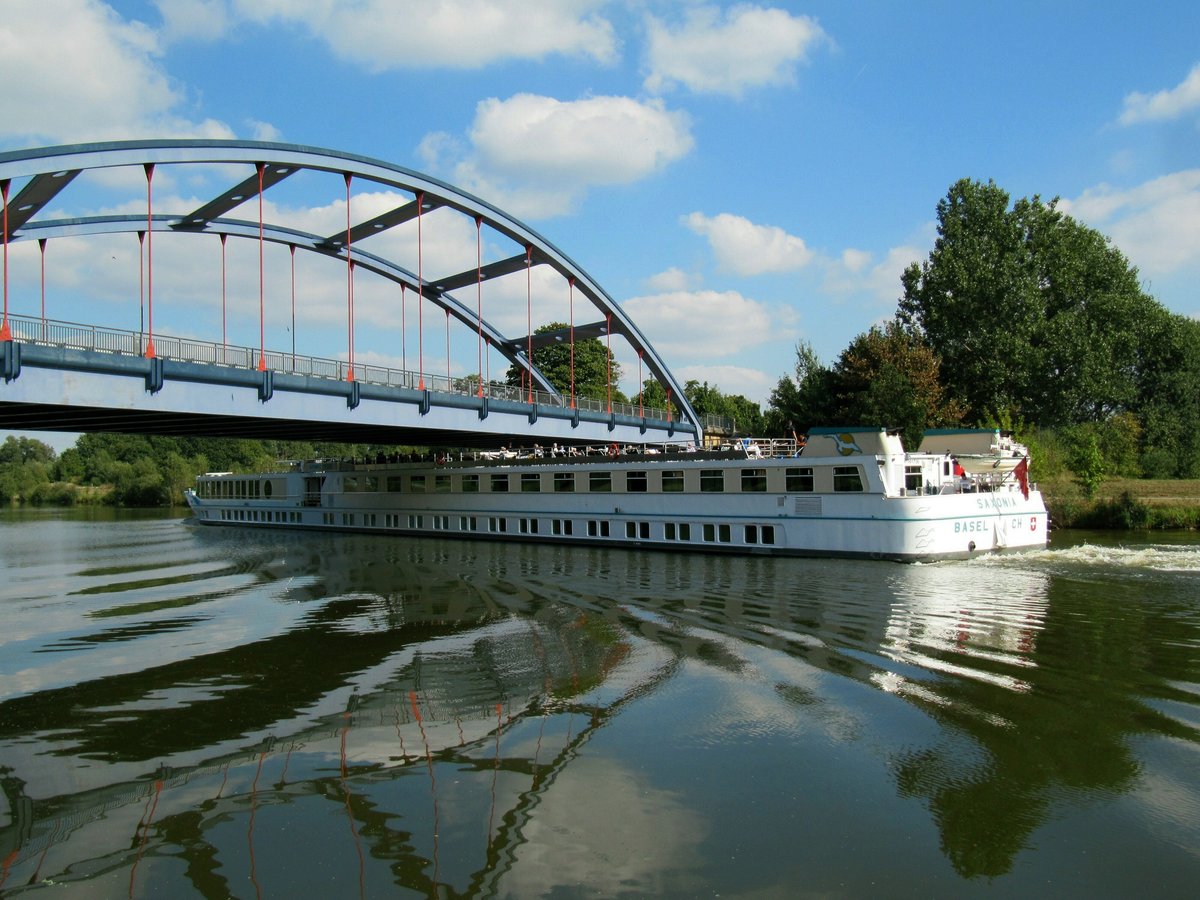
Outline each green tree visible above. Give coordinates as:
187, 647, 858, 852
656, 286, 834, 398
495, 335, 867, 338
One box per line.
898, 178, 1154, 427
683, 381, 764, 436
505, 322, 623, 403
1136, 311, 1200, 477
765, 340, 837, 436
830, 321, 965, 448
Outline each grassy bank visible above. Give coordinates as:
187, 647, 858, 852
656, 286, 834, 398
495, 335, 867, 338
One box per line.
1042, 477, 1200, 530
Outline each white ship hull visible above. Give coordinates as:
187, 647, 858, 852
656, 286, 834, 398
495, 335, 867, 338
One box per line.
185, 429, 1049, 563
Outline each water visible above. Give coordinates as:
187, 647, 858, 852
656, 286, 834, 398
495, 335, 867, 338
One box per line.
1, 510, 1197, 898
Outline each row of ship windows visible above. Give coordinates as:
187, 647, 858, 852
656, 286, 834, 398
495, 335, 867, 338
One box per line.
200, 466, 866, 499
216, 508, 775, 545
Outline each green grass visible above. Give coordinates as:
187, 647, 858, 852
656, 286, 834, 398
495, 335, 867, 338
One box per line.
1042, 477, 1200, 530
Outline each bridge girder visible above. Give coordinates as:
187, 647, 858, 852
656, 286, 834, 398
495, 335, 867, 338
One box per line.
0, 140, 703, 441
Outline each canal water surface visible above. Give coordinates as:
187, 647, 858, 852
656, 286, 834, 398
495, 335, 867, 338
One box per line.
1, 509, 1198, 898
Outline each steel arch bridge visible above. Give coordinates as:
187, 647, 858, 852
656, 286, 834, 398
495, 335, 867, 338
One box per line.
0, 140, 706, 447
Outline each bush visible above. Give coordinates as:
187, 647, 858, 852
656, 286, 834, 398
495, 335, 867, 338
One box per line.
29, 482, 80, 506
1071, 432, 1106, 500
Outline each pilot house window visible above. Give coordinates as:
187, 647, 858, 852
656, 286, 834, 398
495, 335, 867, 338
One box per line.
833, 466, 864, 492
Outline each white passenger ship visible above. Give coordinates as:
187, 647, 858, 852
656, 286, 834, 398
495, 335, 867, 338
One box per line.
184, 427, 1048, 562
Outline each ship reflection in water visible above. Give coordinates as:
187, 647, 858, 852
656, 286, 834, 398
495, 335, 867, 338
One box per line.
1, 514, 1198, 897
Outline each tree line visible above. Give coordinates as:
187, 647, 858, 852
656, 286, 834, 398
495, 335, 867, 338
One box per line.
3, 176, 1198, 506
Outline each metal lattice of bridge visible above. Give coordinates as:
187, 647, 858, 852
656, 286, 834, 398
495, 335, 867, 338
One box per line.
0, 140, 714, 448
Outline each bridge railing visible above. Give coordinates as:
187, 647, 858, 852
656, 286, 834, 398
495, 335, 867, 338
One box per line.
6, 313, 733, 433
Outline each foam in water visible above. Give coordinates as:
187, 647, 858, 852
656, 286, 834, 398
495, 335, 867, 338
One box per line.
973, 542, 1200, 573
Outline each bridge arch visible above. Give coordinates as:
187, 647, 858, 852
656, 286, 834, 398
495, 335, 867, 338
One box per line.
0, 140, 703, 441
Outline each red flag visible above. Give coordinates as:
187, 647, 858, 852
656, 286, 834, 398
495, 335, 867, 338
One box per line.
1014, 457, 1030, 500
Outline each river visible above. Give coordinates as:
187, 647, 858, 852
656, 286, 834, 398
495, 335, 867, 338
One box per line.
1, 509, 1197, 898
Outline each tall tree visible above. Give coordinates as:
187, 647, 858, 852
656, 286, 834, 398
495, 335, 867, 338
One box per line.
766, 340, 836, 436
831, 321, 965, 448
1136, 310, 1200, 477
898, 178, 1153, 426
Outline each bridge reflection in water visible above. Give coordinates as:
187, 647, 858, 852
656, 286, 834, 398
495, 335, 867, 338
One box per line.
1, 517, 1198, 896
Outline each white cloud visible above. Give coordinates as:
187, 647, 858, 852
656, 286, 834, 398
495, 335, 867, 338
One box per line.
471, 94, 693, 185
154, 0, 231, 43
0, 0, 238, 145
644, 267, 697, 292
644, 4, 827, 97
1064, 171, 1200, 274
683, 211, 812, 276
675, 363, 775, 405
1118, 62, 1200, 125
621, 289, 775, 360
231, 0, 618, 71
423, 94, 693, 218
822, 244, 923, 304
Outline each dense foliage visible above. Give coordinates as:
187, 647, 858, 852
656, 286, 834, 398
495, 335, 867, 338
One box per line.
897, 178, 1200, 477
505, 322, 626, 403
0, 434, 399, 506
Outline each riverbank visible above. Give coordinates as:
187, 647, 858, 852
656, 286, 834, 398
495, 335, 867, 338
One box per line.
1043, 477, 1200, 530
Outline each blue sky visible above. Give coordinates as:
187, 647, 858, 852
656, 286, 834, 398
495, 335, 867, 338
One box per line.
2, 0, 1199, 450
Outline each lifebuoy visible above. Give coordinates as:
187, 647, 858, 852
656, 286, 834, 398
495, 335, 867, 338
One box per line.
608, 443, 619, 458
1030, 516, 1037, 531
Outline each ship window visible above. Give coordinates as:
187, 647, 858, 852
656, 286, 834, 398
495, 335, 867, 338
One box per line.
521, 473, 541, 492
263, 480, 273, 498
386, 475, 404, 492
435, 474, 452, 493
409, 475, 426, 493
662, 470, 684, 493
741, 468, 767, 492
833, 466, 864, 492
589, 472, 612, 492
554, 472, 575, 493
491, 473, 509, 492
552, 519, 573, 536
626, 471, 648, 492
460, 516, 477, 531
587, 520, 610, 537
520, 518, 540, 534
719, 524, 731, 542
703, 523, 714, 542
626, 521, 636, 538
745, 525, 759, 544
489, 517, 507, 533
700, 470, 724, 492
905, 465, 923, 492
665, 522, 692, 541
762, 525, 775, 544
461, 474, 480, 493
786, 467, 813, 492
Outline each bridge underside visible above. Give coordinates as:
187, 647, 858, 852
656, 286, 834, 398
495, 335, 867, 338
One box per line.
1, 344, 697, 450
0, 400, 550, 447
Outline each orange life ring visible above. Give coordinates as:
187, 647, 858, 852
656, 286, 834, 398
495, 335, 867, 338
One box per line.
608, 443, 619, 458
